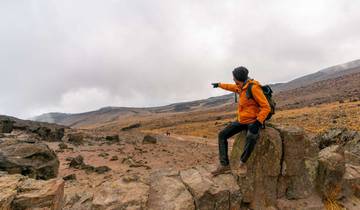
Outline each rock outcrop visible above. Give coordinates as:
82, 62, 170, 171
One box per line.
67, 133, 84, 146
0, 139, 59, 180
0, 115, 66, 141
0, 118, 14, 133
147, 169, 195, 210
143, 135, 157, 144
230, 126, 282, 209
229, 126, 321, 209
148, 165, 241, 210
316, 145, 346, 200
92, 178, 149, 210
0, 173, 64, 210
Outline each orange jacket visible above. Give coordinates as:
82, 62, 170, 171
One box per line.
219, 79, 271, 124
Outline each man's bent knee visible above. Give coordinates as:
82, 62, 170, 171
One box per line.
218, 130, 227, 141
246, 131, 259, 141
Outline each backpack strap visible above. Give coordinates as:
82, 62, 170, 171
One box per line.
246, 83, 254, 99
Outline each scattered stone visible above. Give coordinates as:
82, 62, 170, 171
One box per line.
63, 173, 77, 181
105, 135, 120, 142
65, 157, 73, 162
98, 152, 109, 158
121, 123, 141, 131
67, 133, 84, 146
69, 155, 85, 169
143, 135, 157, 144
122, 174, 140, 183
110, 155, 118, 161
58, 142, 68, 149
82, 165, 95, 173
122, 156, 137, 165
0, 139, 59, 180
68, 155, 110, 174
55, 149, 64, 153
130, 163, 151, 170
95, 166, 111, 174
314, 128, 357, 150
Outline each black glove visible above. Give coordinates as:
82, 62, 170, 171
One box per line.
212, 83, 219, 88
248, 120, 262, 134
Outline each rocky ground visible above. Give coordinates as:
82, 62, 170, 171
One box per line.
1, 116, 360, 209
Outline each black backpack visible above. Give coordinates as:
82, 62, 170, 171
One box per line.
246, 83, 276, 121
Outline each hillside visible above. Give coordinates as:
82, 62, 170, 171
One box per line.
33, 59, 360, 129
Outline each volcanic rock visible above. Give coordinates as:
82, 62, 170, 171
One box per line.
143, 135, 157, 144
0, 139, 59, 180
0, 174, 64, 210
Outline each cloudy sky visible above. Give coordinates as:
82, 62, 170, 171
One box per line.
1, 0, 359, 119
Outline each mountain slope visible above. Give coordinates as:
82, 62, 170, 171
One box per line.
272, 59, 360, 92
33, 59, 360, 128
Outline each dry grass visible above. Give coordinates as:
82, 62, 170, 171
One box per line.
323, 185, 344, 210
271, 100, 360, 134
142, 100, 360, 139
87, 100, 359, 140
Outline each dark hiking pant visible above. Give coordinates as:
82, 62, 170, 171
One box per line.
218, 121, 260, 166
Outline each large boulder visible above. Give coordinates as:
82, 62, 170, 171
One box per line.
0, 174, 64, 210
180, 165, 241, 210
105, 135, 120, 143
147, 169, 195, 210
148, 166, 241, 210
35, 126, 65, 142
275, 126, 319, 200
343, 131, 360, 165
229, 125, 319, 209
0, 173, 22, 209
230, 127, 282, 209
0, 118, 14, 133
316, 145, 346, 200
143, 135, 157, 144
67, 133, 84, 146
92, 178, 149, 210
314, 128, 358, 150
0, 115, 67, 141
0, 139, 59, 180
342, 164, 360, 198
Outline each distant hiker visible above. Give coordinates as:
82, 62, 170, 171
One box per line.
211, 66, 271, 176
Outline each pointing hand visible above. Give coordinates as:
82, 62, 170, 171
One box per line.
212, 83, 219, 88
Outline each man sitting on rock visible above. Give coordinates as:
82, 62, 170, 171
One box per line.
211, 66, 271, 176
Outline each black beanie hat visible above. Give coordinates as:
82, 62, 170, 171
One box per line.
232, 66, 249, 82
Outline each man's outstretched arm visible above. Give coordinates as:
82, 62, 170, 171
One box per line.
212, 83, 239, 92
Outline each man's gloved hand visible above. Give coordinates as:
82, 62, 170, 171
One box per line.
248, 120, 262, 134
212, 83, 220, 88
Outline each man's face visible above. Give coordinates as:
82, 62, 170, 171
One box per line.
233, 77, 244, 86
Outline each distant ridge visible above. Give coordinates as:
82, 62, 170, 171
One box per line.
272, 59, 360, 92
32, 59, 360, 127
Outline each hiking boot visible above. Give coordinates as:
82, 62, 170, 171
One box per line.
235, 161, 247, 176
211, 164, 231, 176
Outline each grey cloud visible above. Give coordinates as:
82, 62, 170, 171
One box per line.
1, 0, 359, 118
